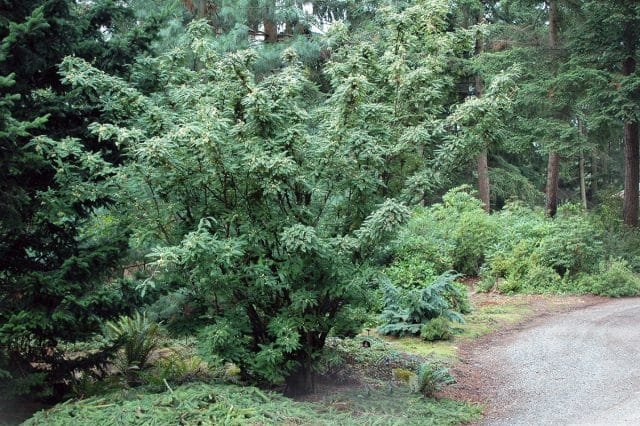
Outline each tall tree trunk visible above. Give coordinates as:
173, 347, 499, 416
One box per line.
578, 119, 587, 209
546, 152, 560, 217
545, 0, 560, 217
591, 153, 598, 196
263, 0, 278, 43
623, 118, 639, 226
474, 15, 490, 212
197, 0, 207, 18
284, 357, 314, 396
623, 30, 639, 226
579, 153, 587, 209
264, 19, 278, 42
284, 333, 323, 396
477, 151, 490, 212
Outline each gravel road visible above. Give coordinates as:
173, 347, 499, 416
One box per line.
478, 297, 640, 425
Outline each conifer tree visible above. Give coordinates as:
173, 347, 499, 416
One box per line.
0, 0, 160, 397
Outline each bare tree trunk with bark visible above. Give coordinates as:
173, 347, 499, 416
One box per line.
545, 0, 560, 217
477, 152, 490, 212
622, 28, 639, 227
264, 19, 278, 42
546, 152, 560, 217
623, 117, 639, 226
579, 153, 587, 209
475, 15, 490, 212
578, 119, 587, 209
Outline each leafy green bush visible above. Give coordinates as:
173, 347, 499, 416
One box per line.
197, 318, 251, 374
537, 210, 603, 277
410, 363, 455, 397
390, 187, 496, 277
389, 230, 455, 274
476, 272, 498, 293
64, 22, 419, 393
420, 317, 453, 341
577, 259, 640, 297
378, 272, 467, 337
391, 195, 631, 297
438, 188, 497, 275
497, 277, 521, 294
519, 264, 563, 293
591, 190, 624, 232
478, 202, 605, 294
598, 228, 640, 273
385, 257, 440, 290
329, 306, 375, 338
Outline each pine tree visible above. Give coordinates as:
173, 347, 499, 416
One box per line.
569, 0, 640, 225
0, 0, 160, 398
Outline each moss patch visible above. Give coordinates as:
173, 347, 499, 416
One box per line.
382, 299, 533, 363
384, 337, 459, 362
457, 302, 532, 339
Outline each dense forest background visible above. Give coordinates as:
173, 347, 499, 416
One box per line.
2, 0, 640, 423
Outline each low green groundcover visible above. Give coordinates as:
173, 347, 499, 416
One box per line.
25, 382, 481, 425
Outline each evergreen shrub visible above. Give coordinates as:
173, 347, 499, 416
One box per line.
377, 272, 468, 337
420, 317, 454, 341
388, 186, 496, 283
478, 202, 605, 294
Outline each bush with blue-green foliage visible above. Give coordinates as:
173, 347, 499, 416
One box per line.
377, 272, 470, 337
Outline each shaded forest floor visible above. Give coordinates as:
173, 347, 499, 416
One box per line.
7, 288, 609, 425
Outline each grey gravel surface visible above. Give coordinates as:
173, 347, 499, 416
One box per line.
480, 297, 640, 426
